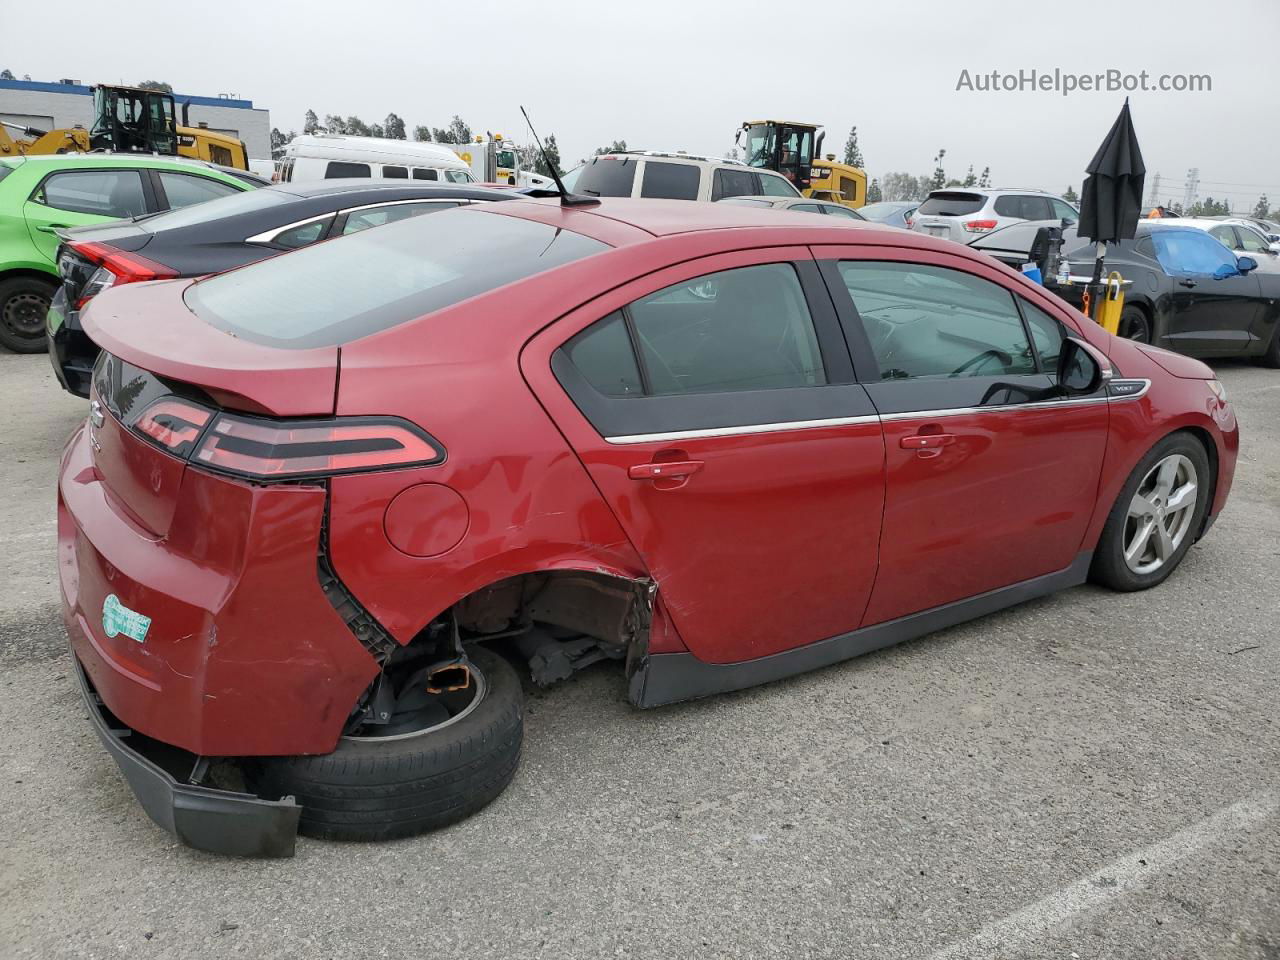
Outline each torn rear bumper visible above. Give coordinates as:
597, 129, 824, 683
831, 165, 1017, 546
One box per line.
73, 656, 300, 858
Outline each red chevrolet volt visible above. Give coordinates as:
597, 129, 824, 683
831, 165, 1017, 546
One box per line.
60, 198, 1237, 856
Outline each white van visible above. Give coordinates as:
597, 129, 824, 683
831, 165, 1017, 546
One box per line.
280, 135, 478, 185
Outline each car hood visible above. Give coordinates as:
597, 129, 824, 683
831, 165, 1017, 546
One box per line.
1136, 342, 1214, 380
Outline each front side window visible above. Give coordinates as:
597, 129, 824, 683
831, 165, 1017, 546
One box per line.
342, 201, 457, 235
187, 209, 609, 348
326, 161, 371, 178
758, 173, 801, 198
443, 169, 474, 184
1050, 198, 1079, 222
824, 205, 864, 220
566, 263, 825, 396
37, 170, 147, 218
711, 168, 757, 201
157, 171, 239, 210
840, 261, 1035, 380
1151, 229, 1240, 277
1234, 227, 1269, 253
639, 161, 699, 200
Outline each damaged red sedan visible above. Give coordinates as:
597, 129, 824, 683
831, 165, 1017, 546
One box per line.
60, 198, 1237, 856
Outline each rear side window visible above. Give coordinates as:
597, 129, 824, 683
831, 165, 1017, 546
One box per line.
187, 208, 609, 348
326, 161, 371, 178
574, 157, 638, 197
993, 195, 1053, 220
917, 192, 985, 216
37, 170, 147, 218
711, 168, 757, 201
412, 168, 438, 181
382, 165, 409, 179
566, 263, 825, 396
839, 261, 1034, 380
271, 217, 332, 249
342, 202, 456, 235
824, 205, 865, 220
758, 173, 800, 197
157, 171, 240, 210
640, 161, 699, 200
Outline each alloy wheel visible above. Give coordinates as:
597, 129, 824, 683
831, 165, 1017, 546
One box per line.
1123, 454, 1198, 575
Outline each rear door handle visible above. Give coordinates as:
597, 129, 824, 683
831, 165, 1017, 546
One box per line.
628, 460, 704, 480
900, 434, 955, 450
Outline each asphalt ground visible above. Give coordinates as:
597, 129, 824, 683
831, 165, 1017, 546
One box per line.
1, 349, 1277, 959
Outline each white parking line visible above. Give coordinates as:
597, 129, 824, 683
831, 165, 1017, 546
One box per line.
927, 792, 1279, 960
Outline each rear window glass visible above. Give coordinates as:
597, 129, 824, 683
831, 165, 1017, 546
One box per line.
574, 156, 638, 197
640, 161, 699, 200
138, 186, 293, 231
916, 192, 985, 216
185, 208, 609, 348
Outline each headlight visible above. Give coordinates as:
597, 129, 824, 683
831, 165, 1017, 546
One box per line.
1206, 379, 1228, 403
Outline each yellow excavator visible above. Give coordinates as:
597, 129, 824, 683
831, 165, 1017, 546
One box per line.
737, 120, 867, 209
0, 84, 248, 169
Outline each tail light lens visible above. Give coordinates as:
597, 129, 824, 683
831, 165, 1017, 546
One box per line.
963, 219, 999, 233
125, 397, 444, 480
905, 218, 914, 229
68, 241, 178, 308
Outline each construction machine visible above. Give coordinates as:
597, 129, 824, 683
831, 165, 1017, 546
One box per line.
0, 84, 248, 169
737, 120, 867, 209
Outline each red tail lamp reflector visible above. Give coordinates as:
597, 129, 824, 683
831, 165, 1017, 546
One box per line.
69, 241, 178, 308
962, 219, 999, 233
132, 399, 213, 457
193, 416, 444, 479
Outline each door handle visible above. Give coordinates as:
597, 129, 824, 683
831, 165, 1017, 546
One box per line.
1178, 278, 1198, 288
900, 433, 955, 450
628, 460, 704, 481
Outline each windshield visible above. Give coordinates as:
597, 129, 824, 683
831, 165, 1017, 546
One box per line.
137, 187, 293, 231
573, 156, 638, 197
185, 207, 609, 348
743, 124, 774, 168
496, 150, 516, 169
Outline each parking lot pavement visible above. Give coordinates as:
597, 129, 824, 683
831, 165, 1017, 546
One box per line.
1, 348, 1276, 960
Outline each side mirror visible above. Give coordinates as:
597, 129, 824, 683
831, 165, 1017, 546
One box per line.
1058, 337, 1112, 396
1061, 217, 1076, 227
1237, 255, 1258, 274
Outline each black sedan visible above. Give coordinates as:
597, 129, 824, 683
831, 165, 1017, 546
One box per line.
1057, 222, 1280, 367
48, 180, 516, 396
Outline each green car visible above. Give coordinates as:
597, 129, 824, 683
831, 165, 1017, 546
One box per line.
0, 154, 260, 353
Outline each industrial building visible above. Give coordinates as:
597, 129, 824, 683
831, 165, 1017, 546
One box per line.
0, 78, 271, 160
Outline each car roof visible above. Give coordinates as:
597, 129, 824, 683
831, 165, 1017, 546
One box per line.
0, 152, 243, 176
598, 151, 747, 167
270, 179, 512, 201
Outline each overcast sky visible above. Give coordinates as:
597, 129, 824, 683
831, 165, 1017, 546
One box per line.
6, 0, 1279, 210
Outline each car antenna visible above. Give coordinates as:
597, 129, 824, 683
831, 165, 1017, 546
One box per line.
520, 105, 598, 207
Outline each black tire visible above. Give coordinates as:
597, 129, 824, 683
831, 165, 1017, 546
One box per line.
0, 275, 57, 354
1251, 323, 1280, 368
1117, 304, 1152, 344
1090, 431, 1212, 592
251, 647, 523, 842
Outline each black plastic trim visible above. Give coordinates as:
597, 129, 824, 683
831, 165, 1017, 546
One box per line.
630, 551, 1093, 707
72, 656, 300, 858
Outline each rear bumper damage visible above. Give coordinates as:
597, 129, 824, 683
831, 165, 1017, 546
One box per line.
72, 654, 300, 858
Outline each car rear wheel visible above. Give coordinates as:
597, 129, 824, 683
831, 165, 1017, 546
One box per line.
0, 275, 57, 353
1090, 432, 1211, 592
1117, 304, 1151, 344
250, 647, 523, 842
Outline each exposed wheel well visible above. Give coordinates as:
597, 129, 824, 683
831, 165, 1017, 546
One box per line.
0, 268, 59, 290
1177, 425, 1219, 538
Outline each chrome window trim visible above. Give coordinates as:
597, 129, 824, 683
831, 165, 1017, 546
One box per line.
602, 380, 1150, 444
246, 199, 471, 245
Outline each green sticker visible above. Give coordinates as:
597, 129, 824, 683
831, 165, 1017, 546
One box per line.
103, 594, 151, 644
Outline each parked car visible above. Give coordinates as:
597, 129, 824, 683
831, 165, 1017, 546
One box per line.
48, 180, 516, 397
911, 187, 1079, 245
716, 195, 866, 219
0, 154, 256, 353
280, 134, 477, 185
1210, 214, 1280, 243
1057, 222, 1280, 365
562, 151, 802, 202
63, 198, 1237, 856
1187, 217, 1280, 262
856, 200, 919, 229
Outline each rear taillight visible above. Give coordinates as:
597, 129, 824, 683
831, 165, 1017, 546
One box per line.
124, 396, 444, 480
69, 241, 178, 308
905, 218, 914, 229
963, 219, 999, 233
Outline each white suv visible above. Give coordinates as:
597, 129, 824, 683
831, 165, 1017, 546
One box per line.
910, 187, 1079, 244
563, 151, 802, 203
